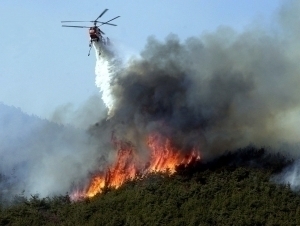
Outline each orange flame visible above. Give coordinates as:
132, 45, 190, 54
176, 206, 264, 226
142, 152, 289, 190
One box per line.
71, 133, 200, 200
147, 134, 199, 173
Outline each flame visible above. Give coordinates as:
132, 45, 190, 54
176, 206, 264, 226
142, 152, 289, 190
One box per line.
147, 134, 199, 173
85, 142, 139, 198
71, 133, 200, 200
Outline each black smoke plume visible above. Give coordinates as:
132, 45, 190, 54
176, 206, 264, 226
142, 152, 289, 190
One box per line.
91, 1, 300, 161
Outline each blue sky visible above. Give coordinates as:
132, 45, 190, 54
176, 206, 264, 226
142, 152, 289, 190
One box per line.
0, 0, 282, 119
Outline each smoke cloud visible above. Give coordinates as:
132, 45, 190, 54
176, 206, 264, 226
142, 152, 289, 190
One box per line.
2, 0, 300, 200
91, 1, 300, 161
0, 102, 113, 202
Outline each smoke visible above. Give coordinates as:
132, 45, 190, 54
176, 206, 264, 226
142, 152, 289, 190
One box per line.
0, 41, 120, 201
2, 0, 300, 200
90, 1, 300, 162
50, 95, 107, 129
272, 157, 300, 190
0, 103, 113, 202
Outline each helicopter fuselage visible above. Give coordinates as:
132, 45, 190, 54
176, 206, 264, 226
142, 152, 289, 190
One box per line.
89, 27, 101, 41
61, 8, 119, 56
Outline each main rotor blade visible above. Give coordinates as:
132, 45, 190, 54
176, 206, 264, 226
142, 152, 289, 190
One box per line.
62, 25, 90, 28
96, 9, 108, 21
99, 22, 117, 26
61, 21, 92, 23
100, 16, 120, 26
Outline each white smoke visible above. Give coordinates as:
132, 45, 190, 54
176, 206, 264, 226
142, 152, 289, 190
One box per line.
0, 109, 103, 200
0, 39, 122, 202
272, 157, 300, 190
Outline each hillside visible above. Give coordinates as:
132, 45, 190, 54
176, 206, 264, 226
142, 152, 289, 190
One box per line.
1, 148, 299, 226
0, 103, 67, 150
0, 103, 95, 202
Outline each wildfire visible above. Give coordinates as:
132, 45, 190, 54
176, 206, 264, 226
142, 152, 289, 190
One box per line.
147, 134, 200, 173
71, 133, 200, 200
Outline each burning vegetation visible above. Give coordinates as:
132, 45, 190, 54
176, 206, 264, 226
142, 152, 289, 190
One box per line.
2, 0, 300, 210
1, 147, 299, 225
72, 133, 200, 199
71, 0, 300, 198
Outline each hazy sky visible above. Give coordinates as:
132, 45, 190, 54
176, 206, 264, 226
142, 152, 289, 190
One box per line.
0, 0, 282, 119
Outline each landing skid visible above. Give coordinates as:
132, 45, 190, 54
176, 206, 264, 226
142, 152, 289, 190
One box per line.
88, 44, 92, 56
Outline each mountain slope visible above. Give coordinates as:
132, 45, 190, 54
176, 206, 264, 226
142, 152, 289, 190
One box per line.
0, 148, 299, 226
0, 103, 98, 201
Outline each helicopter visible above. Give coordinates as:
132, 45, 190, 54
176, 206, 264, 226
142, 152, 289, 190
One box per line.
61, 9, 120, 56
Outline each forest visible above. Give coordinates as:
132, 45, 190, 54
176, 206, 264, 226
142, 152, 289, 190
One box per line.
1, 147, 300, 226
